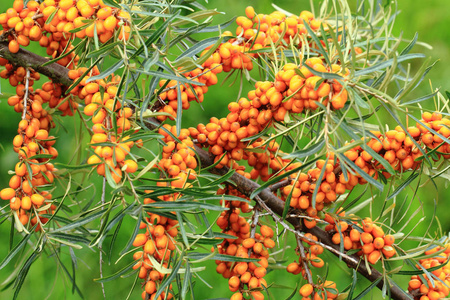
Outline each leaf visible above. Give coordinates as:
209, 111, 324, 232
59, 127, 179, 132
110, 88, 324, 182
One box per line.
134, 157, 158, 180
351, 277, 382, 300
387, 172, 419, 200
154, 253, 183, 300
337, 152, 384, 191
177, 212, 189, 248
302, 63, 343, 80
86, 59, 123, 83
119, 210, 143, 256
187, 252, 260, 262
13, 251, 40, 300
302, 20, 331, 67
282, 139, 325, 159
250, 158, 319, 199
0, 228, 35, 270
94, 259, 137, 283
349, 88, 370, 109
204, 169, 235, 187
48, 233, 90, 246
130, 13, 179, 60
136, 69, 204, 86
172, 10, 221, 26
177, 36, 231, 61
354, 53, 426, 77
400, 32, 418, 56
144, 201, 226, 212
401, 91, 439, 106
50, 209, 104, 233
102, 0, 120, 8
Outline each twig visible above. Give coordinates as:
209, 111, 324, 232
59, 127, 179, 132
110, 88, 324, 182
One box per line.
99, 177, 106, 299
0, 41, 73, 86
22, 69, 31, 120
269, 178, 291, 192
296, 236, 314, 285
248, 204, 260, 256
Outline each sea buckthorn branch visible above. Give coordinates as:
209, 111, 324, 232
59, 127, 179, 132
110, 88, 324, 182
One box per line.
176, 131, 410, 299
0, 2, 444, 300
0, 41, 73, 86
0, 26, 418, 300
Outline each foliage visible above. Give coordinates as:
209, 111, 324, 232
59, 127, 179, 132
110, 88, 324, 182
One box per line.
0, 0, 449, 300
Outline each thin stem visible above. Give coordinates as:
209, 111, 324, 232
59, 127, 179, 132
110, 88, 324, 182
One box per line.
22, 69, 30, 120
269, 178, 291, 192
296, 236, 314, 285
99, 177, 106, 299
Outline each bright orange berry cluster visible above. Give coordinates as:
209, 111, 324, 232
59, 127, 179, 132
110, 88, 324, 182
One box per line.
287, 232, 326, 275
408, 245, 450, 300
236, 8, 321, 48
66, 68, 140, 183
157, 125, 198, 188
0, 0, 130, 56
298, 280, 338, 300
132, 200, 178, 300
325, 216, 396, 264
154, 6, 327, 122
214, 186, 274, 300
0, 62, 60, 228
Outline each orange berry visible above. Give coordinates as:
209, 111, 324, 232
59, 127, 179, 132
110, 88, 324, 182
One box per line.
31, 193, 45, 206
368, 250, 381, 264
133, 233, 148, 247
8, 40, 20, 53
124, 159, 138, 173
300, 283, 314, 297
1, 188, 16, 200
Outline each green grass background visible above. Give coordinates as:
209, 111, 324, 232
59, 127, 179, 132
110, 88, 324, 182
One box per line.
0, 0, 449, 299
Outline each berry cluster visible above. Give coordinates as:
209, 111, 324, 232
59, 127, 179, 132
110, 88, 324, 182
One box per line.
237, 8, 321, 48
158, 125, 198, 188
154, 6, 327, 122
408, 245, 450, 300
214, 190, 274, 300
0, 0, 130, 56
0, 61, 59, 228
298, 280, 338, 300
132, 202, 178, 300
287, 233, 325, 274
67, 68, 140, 183
326, 216, 396, 264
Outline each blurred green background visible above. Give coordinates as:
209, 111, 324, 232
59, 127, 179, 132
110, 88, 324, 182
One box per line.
0, 0, 450, 299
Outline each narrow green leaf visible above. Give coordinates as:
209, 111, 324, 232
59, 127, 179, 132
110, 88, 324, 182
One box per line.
86, 59, 123, 83
136, 69, 204, 86
94, 259, 137, 283
177, 212, 189, 248
351, 277, 382, 300
130, 13, 179, 60
250, 158, 319, 199
387, 173, 419, 200
0, 228, 35, 270
354, 53, 425, 77
337, 153, 384, 191
172, 10, 221, 26
154, 254, 183, 300
282, 139, 325, 159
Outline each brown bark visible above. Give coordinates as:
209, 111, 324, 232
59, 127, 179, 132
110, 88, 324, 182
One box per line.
0, 41, 73, 86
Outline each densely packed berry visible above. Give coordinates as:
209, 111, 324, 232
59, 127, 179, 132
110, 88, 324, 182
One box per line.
408, 245, 450, 300
1, 2, 448, 299
132, 192, 178, 300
